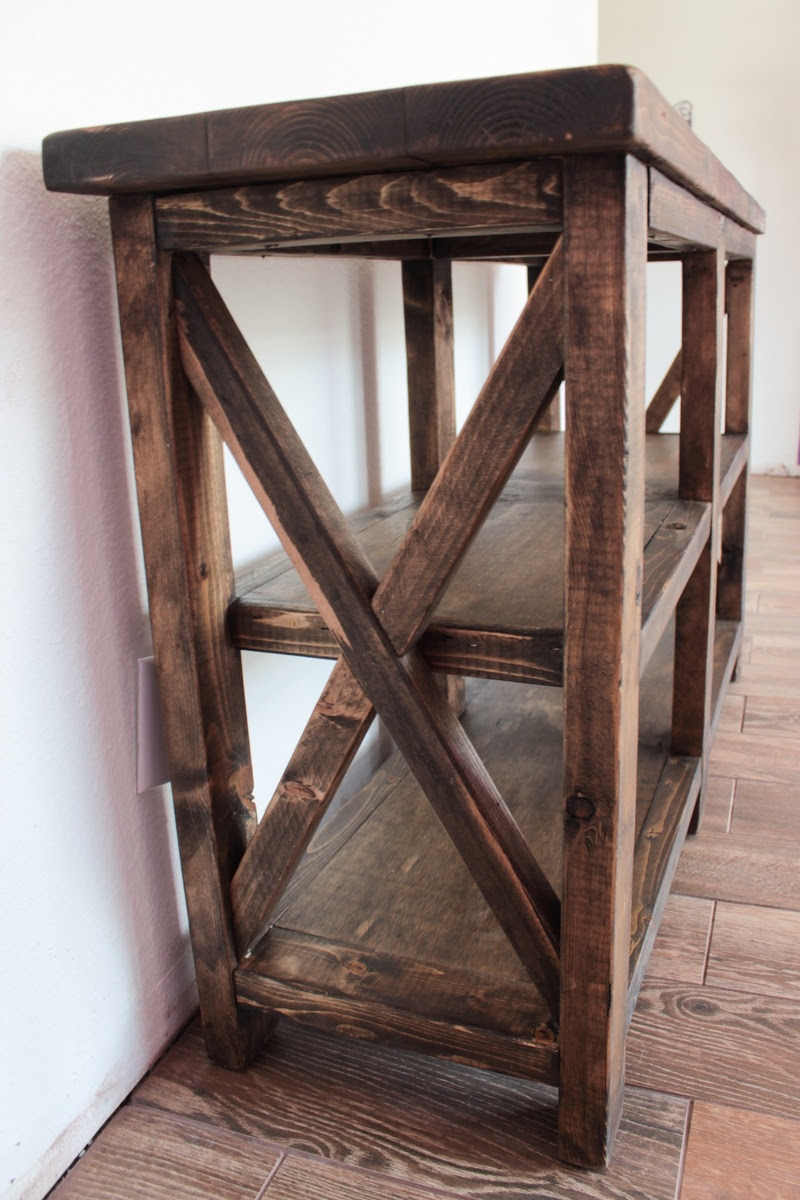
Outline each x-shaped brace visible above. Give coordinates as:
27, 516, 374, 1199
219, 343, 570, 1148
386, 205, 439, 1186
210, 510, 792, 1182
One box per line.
173, 244, 565, 1020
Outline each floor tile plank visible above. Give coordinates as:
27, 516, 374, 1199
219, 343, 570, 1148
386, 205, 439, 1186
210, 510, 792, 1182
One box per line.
742, 696, 800, 739
265, 1156, 478, 1200
705, 902, 800, 999
133, 1022, 687, 1199
49, 1106, 280, 1200
708, 731, 800, 784
627, 983, 800, 1120
680, 1103, 800, 1200
731, 779, 800, 839
671, 833, 800, 910
715, 694, 744, 733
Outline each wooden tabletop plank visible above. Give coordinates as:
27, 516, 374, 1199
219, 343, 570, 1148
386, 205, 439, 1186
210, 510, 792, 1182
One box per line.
43, 66, 764, 232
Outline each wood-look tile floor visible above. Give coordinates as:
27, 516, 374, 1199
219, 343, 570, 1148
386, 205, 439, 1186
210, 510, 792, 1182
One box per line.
50, 476, 800, 1200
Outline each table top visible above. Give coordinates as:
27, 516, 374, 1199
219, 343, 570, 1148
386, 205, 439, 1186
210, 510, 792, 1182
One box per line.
42, 64, 764, 233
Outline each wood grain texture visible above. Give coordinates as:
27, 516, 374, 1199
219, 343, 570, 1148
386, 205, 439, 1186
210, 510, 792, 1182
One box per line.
155, 160, 562, 252
265, 1156, 461, 1200
680, 1103, 800, 1200
628, 981, 800, 1120
133, 1021, 688, 1200
673, 246, 725, 830
43, 66, 764, 230
108, 195, 268, 1066
725, 259, 755, 435
49, 1106, 279, 1200
639, 498, 710, 671
173, 252, 562, 1017
240, 926, 552, 1039
741, 698, 800, 738
648, 169, 722, 251
560, 155, 647, 1166
374, 239, 565, 656
231, 659, 374, 955
234, 975, 560, 1086
671, 833, 800, 911
269, 669, 677, 1007
644, 350, 681, 433
231, 442, 713, 686
705, 901, 800, 999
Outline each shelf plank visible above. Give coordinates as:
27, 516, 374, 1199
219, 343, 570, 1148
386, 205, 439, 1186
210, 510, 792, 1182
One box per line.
239, 620, 678, 1033
232, 435, 744, 685
238, 927, 553, 1041
235, 972, 560, 1086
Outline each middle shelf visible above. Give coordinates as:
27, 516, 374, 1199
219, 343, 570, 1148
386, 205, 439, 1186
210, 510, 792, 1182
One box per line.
231, 432, 746, 685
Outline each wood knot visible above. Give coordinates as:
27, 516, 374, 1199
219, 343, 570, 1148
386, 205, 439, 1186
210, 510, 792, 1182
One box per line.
346, 959, 368, 977
566, 794, 595, 820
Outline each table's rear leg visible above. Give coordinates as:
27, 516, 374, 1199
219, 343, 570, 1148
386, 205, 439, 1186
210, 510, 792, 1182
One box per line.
402, 257, 465, 714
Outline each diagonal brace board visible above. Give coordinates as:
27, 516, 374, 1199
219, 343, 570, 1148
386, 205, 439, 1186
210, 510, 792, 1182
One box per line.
231, 246, 565, 957
173, 252, 563, 1017
645, 350, 682, 433
375, 239, 564, 654
231, 657, 373, 954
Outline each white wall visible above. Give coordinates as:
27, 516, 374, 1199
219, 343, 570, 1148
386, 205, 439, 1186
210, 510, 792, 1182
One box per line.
0, 4, 597, 1197
599, 0, 800, 474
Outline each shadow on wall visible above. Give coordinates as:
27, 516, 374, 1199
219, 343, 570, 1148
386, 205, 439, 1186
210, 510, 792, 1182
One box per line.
0, 148, 195, 1197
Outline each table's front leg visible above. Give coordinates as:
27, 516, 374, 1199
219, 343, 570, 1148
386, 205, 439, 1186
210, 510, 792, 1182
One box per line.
109, 195, 272, 1066
560, 154, 647, 1167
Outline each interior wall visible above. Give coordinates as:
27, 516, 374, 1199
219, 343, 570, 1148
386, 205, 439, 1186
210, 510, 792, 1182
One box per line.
599, 0, 800, 474
0, 4, 597, 1198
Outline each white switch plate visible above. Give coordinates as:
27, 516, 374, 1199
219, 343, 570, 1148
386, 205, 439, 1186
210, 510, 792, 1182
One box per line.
137, 657, 170, 793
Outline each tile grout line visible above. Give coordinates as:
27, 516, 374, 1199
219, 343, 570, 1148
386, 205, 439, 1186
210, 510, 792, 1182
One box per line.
672, 1098, 694, 1200
255, 1149, 287, 1198
700, 899, 716, 985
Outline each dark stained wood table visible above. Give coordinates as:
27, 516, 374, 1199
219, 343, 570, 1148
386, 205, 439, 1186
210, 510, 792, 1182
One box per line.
44, 65, 763, 1168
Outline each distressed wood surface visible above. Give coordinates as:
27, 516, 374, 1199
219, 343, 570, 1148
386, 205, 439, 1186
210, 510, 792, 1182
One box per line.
173, 252, 562, 1017
231, 440, 729, 686
560, 154, 647, 1166
374, 239, 565, 656
627, 756, 701, 1011
648, 168, 721, 251
155, 160, 562, 252
108, 195, 269, 1067
231, 660, 374, 955
133, 1021, 688, 1200
241, 927, 552, 1039
403, 258, 457, 492
43, 65, 764, 233
673, 246, 725, 831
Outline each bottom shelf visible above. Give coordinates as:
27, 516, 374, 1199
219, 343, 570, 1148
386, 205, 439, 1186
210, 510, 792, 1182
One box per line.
235, 623, 739, 1081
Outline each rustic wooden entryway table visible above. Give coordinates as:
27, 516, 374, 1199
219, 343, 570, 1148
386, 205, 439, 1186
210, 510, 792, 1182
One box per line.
44, 64, 763, 1168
